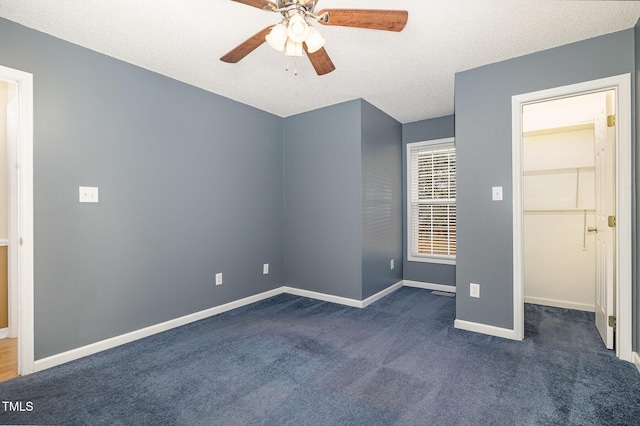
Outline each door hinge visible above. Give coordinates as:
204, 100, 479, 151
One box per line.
608, 215, 616, 228
608, 315, 616, 329
607, 114, 616, 127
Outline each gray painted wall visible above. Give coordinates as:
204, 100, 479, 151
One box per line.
0, 18, 284, 359
455, 29, 636, 329
283, 99, 403, 300
402, 115, 456, 286
283, 100, 363, 300
361, 101, 403, 299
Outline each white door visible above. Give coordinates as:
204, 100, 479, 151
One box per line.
593, 91, 615, 349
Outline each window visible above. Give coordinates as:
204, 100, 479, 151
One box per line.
407, 138, 456, 264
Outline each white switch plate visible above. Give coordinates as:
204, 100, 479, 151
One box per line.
215, 273, 223, 285
263, 264, 269, 275
492, 186, 503, 201
79, 186, 99, 203
470, 283, 480, 298
390, 259, 395, 270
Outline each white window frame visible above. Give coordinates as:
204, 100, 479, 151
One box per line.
406, 137, 456, 265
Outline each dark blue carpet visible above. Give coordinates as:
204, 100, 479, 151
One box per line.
1, 287, 639, 425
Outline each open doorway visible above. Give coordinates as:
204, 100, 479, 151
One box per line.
521, 90, 615, 350
0, 79, 18, 381
512, 74, 632, 362
0, 64, 34, 376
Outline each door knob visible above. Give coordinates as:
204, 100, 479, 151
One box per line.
587, 227, 598, 233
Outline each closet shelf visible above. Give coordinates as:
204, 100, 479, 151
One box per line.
523, 166, 594, 177
524, 209, 595, 215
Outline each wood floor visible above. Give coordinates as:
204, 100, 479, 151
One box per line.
0, 338, 18, 382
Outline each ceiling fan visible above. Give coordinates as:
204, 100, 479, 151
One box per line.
220, 0, 408, 75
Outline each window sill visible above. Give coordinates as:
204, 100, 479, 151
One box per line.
407, 256, 456, 265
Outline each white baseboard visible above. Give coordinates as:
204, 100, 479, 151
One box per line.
632, 352, 640, 374
402, 280, 456, 293
454, 319, 521, 341
524, 296, 594, 312
283, 286, 363, 308
283, 280, 403, 309
0, 328, 8, 339
362, 281, 404, 307
34, 287, 285, 372
33, 281, 405, 373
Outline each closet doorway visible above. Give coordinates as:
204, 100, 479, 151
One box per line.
512, 74, 632, 362
522, 91, 614, 349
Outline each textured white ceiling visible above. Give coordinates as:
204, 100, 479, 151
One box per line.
1, 0, 639, 123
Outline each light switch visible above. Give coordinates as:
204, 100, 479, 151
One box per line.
79, 186, 99, 203
492, 186, 503, 201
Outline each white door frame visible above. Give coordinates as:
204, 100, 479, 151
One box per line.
0, 64, 34, 375
512, 74, 632, 362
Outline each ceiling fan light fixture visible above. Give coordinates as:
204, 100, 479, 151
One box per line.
305, 26, 325, 53
286, 13, 310, 43
222, 2, 409, 76
284, 39, 304, 57
266, 23, 288, 51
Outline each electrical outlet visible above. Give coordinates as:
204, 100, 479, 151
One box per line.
263, 263, 269, 275
215, 273, 223, 286
470, 283, 480, 298
390, 259, 395, 270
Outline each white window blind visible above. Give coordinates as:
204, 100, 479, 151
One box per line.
408, 141, 456, 262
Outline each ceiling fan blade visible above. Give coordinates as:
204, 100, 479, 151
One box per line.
231, 0, 277, 10
220, 26, 273, 63
303, 44, 335, 76
317, 9, 408, 32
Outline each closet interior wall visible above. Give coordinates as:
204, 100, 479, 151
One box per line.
523, 126, 596, 312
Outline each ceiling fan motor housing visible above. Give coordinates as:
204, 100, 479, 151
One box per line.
277, 0, 317, 11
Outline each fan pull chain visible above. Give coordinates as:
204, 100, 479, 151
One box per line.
284, 60, 299, 76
